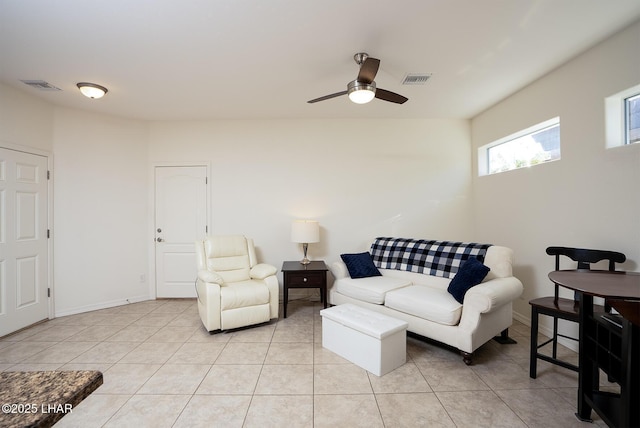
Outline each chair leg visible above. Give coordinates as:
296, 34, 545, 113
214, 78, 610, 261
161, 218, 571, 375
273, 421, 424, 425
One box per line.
552, 317, 559, 359
530, 307, 539, 379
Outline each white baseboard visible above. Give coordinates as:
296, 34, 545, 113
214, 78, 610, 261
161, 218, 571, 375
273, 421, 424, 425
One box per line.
54, 295, 153, 318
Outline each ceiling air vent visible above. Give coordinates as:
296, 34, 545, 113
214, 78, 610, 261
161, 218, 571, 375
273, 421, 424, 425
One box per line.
401, 73, 432, 85
20, 80, 61, 91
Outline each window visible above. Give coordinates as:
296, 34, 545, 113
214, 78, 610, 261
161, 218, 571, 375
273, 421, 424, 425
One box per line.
478, 117, 560, 176
625, 93, 640, 145
605, 84, 640, 148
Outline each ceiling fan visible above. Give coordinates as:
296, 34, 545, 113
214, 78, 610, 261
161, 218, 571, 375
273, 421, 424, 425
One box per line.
307, 53, 408, 105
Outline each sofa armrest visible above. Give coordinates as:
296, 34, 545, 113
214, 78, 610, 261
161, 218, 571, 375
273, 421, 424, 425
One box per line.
198, 269, 224, 285
250, 263, 277, 280
463, 277, 524, 314
329, 261, 349, 280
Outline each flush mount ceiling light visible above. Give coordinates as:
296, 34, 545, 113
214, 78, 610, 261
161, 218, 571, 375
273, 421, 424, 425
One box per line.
76, 82, 108, 99
347, 80, 376, 104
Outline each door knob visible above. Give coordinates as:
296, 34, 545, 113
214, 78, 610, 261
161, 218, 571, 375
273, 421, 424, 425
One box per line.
157, 228, 162, 233
156, 237, 164, 242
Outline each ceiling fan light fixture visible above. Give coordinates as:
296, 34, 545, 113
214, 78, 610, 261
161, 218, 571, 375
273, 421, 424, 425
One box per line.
77, 82, 108, 99
347, 80, 376, 104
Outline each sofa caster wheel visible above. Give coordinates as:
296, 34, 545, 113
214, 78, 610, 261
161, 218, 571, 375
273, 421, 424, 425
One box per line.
461, 351, 473, 365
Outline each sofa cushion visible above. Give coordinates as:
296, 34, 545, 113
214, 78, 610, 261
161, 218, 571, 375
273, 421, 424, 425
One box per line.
447, 257, 490, 304
385, 285, 463, 326
340, 252, 382, 278
335, 276, 411, 304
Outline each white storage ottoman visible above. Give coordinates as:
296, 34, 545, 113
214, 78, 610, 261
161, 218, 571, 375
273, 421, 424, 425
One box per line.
320, 303, 409, 376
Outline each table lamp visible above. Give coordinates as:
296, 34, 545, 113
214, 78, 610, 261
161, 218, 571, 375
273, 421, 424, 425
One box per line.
291, 220, 320, 265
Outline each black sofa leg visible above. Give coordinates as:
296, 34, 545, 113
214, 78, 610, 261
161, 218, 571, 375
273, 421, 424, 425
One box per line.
461, 351, 473, 365
493, 328, 517, 345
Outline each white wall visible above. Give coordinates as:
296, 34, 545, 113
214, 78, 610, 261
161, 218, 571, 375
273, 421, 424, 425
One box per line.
3, 19, 638, 326
471, 21, 640, 340
0, 78, 472, 316
52, 108, 150, 315
0, 83, 53, 151
149, 119, 473, 273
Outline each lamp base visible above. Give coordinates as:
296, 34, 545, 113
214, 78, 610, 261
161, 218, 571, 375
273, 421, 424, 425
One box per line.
300, 243, 311, 265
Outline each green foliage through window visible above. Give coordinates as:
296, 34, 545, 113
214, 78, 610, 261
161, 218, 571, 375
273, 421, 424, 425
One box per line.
481, 118, 560, 175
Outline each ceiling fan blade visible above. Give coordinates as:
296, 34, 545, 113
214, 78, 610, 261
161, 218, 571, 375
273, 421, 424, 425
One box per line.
375, 88, 408, 104
307, 90, 348, 103
357, 57, 380, 84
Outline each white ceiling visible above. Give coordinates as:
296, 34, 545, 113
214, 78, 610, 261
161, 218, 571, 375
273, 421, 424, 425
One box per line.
2, 0, 639, 121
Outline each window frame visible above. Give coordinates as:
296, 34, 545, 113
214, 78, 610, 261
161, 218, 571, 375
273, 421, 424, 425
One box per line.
478, 117, 560, 176
605, 84, 640, 149
624, 93, 639, 145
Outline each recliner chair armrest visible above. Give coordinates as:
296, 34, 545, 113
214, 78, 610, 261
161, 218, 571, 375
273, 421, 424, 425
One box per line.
198, 270, 224, 285
250, 263, 277, 280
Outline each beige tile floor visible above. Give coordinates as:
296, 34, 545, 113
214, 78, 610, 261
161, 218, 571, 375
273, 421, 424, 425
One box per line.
0, 298, 610, 427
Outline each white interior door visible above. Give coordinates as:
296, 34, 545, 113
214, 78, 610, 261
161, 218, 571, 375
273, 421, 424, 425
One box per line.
0, 148, 49, 337
155, 166, 208, 298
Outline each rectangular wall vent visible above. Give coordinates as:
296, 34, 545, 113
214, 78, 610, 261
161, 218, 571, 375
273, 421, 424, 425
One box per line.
20, 80, 61, 91
401, 73, 432, 85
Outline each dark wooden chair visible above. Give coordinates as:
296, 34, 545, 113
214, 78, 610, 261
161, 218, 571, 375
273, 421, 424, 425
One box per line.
528, 246, 626, 378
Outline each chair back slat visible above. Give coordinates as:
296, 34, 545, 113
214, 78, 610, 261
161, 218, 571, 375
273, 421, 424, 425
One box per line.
546, 246, 626, 304
546, 246, 626, 270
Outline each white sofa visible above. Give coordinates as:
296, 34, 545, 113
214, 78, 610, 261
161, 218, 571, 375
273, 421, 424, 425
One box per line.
329, 237, 524, 364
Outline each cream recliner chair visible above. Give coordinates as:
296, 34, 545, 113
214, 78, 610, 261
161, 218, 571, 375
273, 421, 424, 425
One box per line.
195, 235, 279, 332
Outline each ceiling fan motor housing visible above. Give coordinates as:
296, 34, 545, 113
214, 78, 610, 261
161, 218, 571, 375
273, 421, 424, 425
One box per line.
348, 80, 376, 93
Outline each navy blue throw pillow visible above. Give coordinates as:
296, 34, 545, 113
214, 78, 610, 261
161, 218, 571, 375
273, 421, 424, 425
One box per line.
447, 257, 490, 304
340, 252, 382, 279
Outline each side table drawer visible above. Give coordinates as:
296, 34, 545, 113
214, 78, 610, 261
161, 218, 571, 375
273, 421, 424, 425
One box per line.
286, 272, 324, 287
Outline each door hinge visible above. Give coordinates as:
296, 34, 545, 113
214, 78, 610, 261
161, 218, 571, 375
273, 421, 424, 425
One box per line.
47, 288, 50, 298
47, 170, 50, 180
206, 225, 208, 233
47, 229, 50, 238
205, 177, 208, 184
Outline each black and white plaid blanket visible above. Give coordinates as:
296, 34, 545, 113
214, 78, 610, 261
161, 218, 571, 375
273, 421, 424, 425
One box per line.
370, 237, 492, 279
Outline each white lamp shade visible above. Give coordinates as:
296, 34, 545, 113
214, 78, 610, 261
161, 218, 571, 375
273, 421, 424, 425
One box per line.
291, 220, 320, 243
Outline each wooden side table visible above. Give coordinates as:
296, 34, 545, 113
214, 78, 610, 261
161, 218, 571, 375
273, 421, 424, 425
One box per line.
281, 260, 328, 318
